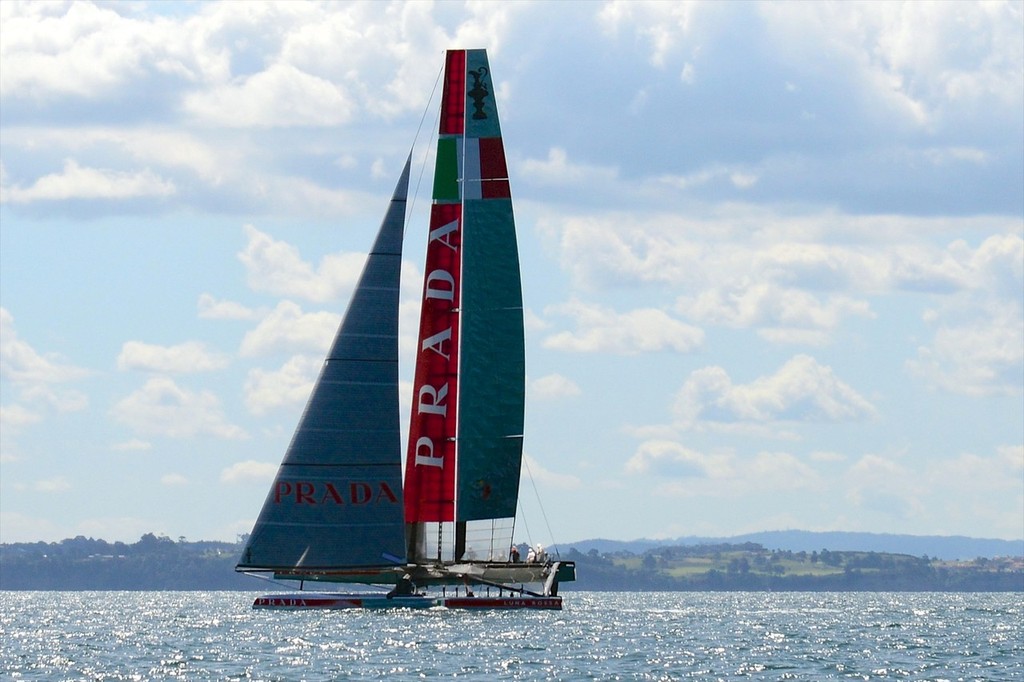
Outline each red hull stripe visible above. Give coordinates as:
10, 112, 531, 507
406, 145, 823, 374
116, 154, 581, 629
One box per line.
442, 597, 561, 609
253, 594, 562, 610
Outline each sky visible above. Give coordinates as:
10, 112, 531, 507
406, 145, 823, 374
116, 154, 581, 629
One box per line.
1, 1, 1022, 549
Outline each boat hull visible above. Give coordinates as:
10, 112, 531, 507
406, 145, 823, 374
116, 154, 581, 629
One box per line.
252, 592, 562, 610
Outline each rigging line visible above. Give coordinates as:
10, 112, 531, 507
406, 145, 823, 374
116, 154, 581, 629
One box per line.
406, 56, 445, 238
521, 454, 560, 559
516, 497, 534, 552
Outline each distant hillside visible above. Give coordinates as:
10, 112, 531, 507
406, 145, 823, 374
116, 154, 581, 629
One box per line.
566, 531, 1024, 561
2, 534, 1021, 591
559, 543, 1023, 592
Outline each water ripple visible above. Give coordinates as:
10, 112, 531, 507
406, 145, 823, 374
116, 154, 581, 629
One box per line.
0, 592, 1021, 680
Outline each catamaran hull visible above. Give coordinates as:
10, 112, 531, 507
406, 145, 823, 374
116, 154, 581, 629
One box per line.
252, 592, 562, 610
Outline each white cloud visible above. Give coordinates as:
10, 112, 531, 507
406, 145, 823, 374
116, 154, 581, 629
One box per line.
537, 213, 703, 292
680, 62, 695, 84
658, 164, 759, 191
1, 128, 233, 185
521, 454, 581, 490
809, 450, 846, 463
197, 293, 263, 320
760, 1, 1024, 125
541, 210, 1022, 353
370, 158, 388, 180
907, 300, 1023, 396
0, 512, 60, 543
0, 124, 375, 221
221, 459, 278, 484
917, 146, 990, 166
729, 171, 758, 188
843, 453, 926, 520
244, 355, 319, 415
117, 341, 228, 373
529, 373, 581, 400
112, 439, 152, 452
674, 355, 876, 428
544, 299, 703, 355
0, 309, 89, 459
19, 384, 88, 413
625, 440, 732, 478
33, 477, 72, 493
110, 376, 248, 440
928, 444, 1024, 494
677, 283, 872, 346
523, 308, 549, 334
602, 1, 1022, 131
184, 63, 355, 128
0, 0, 457, 122
240, 300, 339, 357
161, 473, 188, 486
0, 308, 91, 384
0, 404, 41, 434
519, 147, 618, 188
598, 1, 701, 68
542, 209, 1013, 296
906, 233, 1024, 396
2, 159, 175, 203
741, 451, 822, 491
238, 225, 367, 302
626, 440, 820, 496
0, 2, 161, 99
963, 232, 1024, 297
0, 404, 37, 462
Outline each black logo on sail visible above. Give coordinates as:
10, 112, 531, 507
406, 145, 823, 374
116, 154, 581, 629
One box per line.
468, 67, 490, 120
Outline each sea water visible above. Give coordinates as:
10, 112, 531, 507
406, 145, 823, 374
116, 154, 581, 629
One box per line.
1, 591, 1020, 680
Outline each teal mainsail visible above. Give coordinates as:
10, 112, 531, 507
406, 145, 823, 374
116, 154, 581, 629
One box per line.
455, 50, 525, 523
403, 49, 524, 534
457, 198, 524, 521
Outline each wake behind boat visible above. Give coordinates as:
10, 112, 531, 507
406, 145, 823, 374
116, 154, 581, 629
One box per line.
235, 49, 575, 610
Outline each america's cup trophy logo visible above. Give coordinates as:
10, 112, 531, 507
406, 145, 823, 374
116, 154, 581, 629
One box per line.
468, 66, 490, 120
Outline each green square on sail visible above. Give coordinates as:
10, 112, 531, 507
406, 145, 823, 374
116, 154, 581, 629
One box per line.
433, 137, 460, 202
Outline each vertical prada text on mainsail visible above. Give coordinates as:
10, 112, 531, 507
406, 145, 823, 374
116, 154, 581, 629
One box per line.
237, 158, 411, 574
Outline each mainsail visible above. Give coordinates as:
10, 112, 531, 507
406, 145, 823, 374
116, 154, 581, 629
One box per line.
403, 49, 525, 561
237, 158, 411, 576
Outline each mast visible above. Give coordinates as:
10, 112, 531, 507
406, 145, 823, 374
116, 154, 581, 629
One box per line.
404, 49, 524, 564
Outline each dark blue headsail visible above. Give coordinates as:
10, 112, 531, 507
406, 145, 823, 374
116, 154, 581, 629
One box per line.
237, 157, 411, 578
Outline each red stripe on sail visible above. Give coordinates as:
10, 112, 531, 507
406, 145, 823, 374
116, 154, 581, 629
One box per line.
403, 203, 462, 523
478, 137, 511, 198
439, 50, 466, 136
478, 137, 508, 179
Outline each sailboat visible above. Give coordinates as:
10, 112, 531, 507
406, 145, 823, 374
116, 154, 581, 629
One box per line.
236, 49, 575, 610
